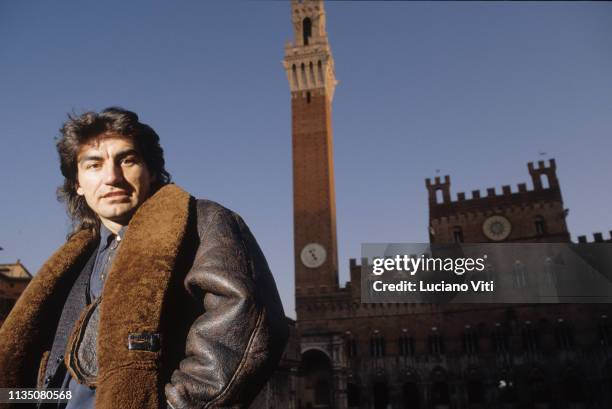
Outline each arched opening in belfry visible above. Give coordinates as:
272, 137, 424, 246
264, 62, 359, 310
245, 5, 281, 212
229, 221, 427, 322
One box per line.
301, 63, 307, 90
303, 17, 312, 45
298, 349, 333, 409
318, 60, 324, 83
540, 173, 550, 189
402, 381, 420, 409
373, 381, 389, 409
435, 188, 444, 204
292, 64, 298, 88
309, 61, 315, 86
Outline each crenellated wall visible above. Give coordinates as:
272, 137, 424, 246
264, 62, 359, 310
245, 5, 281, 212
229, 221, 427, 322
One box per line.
577, 231, 612, 243
426, 159, 570, 243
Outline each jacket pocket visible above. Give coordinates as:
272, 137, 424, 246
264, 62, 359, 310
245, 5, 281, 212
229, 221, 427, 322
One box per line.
36, 350, 51, 389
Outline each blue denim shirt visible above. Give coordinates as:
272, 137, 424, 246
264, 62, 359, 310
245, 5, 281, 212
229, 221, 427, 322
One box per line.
57, 224, 126, 409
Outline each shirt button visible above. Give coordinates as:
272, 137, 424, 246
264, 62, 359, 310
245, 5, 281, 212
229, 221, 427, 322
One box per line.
56, 356, 63, 363
45, 376, 51, 384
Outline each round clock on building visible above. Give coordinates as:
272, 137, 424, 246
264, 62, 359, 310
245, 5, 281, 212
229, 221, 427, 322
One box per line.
482, 215, 512, 241
300, 243, 327, 268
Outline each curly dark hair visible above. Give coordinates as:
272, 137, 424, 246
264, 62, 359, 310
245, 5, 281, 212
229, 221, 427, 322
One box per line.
56, 107, 171, 237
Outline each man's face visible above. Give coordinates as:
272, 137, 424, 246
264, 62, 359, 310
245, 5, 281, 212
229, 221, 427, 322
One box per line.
76, 134, 154, 227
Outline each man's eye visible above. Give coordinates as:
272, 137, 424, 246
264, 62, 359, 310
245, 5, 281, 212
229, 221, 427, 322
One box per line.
122, 157, 137, 165
85, 163, 101, 170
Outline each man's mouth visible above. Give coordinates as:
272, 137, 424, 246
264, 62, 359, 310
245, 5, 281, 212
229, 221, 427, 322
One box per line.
103, 191, 130, 198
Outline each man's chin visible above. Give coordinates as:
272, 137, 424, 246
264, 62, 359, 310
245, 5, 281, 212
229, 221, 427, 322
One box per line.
100, 206, 138, 224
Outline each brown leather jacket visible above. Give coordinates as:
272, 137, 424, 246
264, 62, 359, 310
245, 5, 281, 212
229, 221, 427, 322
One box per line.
0, 185, 289, 409
163, 198, 290, 408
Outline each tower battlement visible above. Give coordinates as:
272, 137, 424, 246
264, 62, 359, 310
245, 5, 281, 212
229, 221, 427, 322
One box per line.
349, 257, 372, 270
527, 158, 559, 190
283, 0, 337, 100
426, 159, 561, 210
426, 159, 569, 243
577, 231, 612, 243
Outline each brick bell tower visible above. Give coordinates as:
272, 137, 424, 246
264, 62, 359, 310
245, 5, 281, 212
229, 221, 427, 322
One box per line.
283, 0, 339, 301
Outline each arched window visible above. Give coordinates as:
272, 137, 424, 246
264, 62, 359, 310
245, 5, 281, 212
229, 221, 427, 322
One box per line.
599, 314, 611, 346
435, 189, 443, 204
428, 328, 445, 355
298, 350, 332, 409
370, 331, 386, 357
554, 318, 574, 350
462, 325, 479, 354
513, 260, 528, 288
302, 17, 312, 45
522, 322, 539, 353
452, 226, 464, 243
544, 257, 556, 286
492, 323, 509, 354
535, 215, 546, 235
398, 331, 415, 357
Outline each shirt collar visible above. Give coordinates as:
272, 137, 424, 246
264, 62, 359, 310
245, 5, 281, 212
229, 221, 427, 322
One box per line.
100, 224, 127, 251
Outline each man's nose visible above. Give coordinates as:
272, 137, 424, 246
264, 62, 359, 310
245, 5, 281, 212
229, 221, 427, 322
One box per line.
103, 162, 125, 184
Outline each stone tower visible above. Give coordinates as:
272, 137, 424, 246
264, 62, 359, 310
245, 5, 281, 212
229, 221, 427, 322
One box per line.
283, 0, 339, 301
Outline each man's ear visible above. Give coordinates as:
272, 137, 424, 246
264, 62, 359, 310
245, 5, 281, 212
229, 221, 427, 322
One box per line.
76, 181, 84, 196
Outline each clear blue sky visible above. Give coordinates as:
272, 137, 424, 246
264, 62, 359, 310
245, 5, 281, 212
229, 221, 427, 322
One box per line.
1, 1, 611, 318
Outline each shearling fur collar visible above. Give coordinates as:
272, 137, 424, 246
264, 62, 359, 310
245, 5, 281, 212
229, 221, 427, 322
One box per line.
0, 184, 191, 409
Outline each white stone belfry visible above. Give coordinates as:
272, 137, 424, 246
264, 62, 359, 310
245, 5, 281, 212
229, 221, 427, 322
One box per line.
283, 0, 338, 101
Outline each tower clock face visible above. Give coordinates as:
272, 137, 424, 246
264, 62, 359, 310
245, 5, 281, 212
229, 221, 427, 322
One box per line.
300, 243, 327, 268
482, 215, 512, 241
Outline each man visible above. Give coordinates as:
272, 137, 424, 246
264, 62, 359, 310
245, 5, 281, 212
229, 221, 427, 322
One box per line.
0, 107, 289, 409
